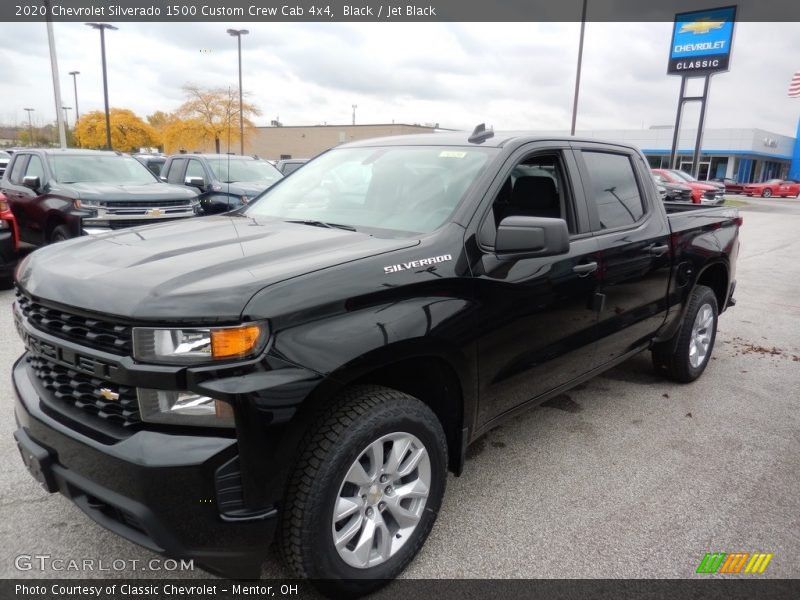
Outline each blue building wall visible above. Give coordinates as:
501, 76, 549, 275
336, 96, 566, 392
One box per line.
791, 117, 800, 181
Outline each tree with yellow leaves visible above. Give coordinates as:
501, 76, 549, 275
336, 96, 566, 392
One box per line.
74, 109, 161, 152
175, 84, 260, 153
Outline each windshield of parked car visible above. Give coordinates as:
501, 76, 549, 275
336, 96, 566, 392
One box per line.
48, 155, 158, 184
766, 179, 782, 184
243, 146, 497, 235
671, 170, 697, 182
0, 151, 10, 158
207, 158, 282, 184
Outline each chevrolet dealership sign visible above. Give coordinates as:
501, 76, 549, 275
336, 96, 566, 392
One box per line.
668, 5, 736, 75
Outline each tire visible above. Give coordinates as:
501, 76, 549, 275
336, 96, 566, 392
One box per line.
49, 225, 71, 243
761, 188, 772, 198
280, 385, 448, 597
652, 285, 718, 383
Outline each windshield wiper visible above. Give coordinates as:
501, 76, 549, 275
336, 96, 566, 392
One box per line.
286, 220, 357, 231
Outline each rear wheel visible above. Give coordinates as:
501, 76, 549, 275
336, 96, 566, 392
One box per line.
652, 285, 718, 383
761, 188, 772, 198
280, 385, 447, 597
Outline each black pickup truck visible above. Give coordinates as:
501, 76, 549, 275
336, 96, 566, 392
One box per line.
0, 149, 200, 244
12, 131, 739, 595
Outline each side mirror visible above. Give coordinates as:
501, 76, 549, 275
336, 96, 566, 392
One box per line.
185, 176, 205, 189
159, 175, 168, 182
495, 215, 570, 257
22, 175, 41, 191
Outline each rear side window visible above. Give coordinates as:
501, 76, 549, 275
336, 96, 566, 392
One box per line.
582, 151, 644, 230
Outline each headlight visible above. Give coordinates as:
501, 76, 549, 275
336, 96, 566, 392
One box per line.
137, 388, 235, 428
132, 323, 267, 364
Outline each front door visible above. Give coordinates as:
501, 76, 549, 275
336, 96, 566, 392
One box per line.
470, 146, 601, 428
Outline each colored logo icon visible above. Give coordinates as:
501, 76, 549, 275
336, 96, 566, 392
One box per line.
679, 19, 726, 35
696, 552, 773, 574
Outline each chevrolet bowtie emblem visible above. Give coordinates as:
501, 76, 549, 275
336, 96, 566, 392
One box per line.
680, 19, 725, 35
99, 388, 120, 401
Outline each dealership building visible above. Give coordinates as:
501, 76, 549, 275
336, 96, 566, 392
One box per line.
244, 123, 797, 184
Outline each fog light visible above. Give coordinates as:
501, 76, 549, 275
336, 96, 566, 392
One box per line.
137, 389, 235, 428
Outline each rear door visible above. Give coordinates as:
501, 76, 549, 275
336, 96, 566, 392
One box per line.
572, 143, 672, 366
1, 153, 43, 244
469, 143, 602, 427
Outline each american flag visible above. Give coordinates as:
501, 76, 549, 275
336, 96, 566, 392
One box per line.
790, 71, 800, 97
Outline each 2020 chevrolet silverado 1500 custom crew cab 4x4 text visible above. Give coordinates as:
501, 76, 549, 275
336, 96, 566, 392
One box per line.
12, 131, 739, 595
0, 149, 200, 244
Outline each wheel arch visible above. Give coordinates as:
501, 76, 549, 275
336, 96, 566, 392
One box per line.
695, 260, 729, 312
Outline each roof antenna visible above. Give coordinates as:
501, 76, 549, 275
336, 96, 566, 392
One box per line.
468, 123, 494, 144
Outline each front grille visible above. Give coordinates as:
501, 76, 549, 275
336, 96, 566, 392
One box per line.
105, 199, 192, 208
16, 289, 132, 355
29, 355, 141, 429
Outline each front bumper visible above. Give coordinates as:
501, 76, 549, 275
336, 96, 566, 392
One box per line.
13, 356, 273, 578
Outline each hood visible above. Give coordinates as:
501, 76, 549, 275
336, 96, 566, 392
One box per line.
225, 181, 274, 197
55, 182, 198, 203
18, 216, 418, 321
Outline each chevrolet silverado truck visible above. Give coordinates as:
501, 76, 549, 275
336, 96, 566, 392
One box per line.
0, 149, 200, 244
12, 130, 740, 596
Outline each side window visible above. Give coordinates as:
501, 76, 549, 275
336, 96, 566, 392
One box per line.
581, 151, 645, 230
492, 154, 570, 227
185, 159, 205, 180
166, 158, 187, 184
9, 155, 28, 184
25, 155, 45, 181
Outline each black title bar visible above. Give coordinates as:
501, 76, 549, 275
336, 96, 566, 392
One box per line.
2, 0, 800, 22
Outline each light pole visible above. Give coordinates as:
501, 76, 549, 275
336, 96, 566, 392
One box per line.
86, 23, 118, 149
62, 106, 72, 133
352, 104, 357, 126
24, 108, 35, 146
69, 70, 80, 120
227, 28, 249, 155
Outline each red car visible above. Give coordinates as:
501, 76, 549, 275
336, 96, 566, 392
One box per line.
741, 179, 800, 198
651, 169, 722, 204
1, 191, 20, 287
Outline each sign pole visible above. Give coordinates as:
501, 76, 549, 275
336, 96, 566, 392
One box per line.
691, 75, 711, 178
669, 77, 687, 170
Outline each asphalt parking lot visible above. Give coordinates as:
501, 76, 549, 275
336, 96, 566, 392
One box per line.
0, 197, 798, 580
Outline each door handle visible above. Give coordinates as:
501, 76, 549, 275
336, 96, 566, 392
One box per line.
572, 262, 598, 276
648, 244, 670, 257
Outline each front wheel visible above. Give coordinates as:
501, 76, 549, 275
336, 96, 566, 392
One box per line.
49, 225, 71, 243
652, 284, 719, 383
761, 188, 772, 198
280, 385, 448, 597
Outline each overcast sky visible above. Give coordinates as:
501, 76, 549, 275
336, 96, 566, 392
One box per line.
1, 21, 799, 136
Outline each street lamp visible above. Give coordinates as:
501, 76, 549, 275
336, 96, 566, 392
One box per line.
62, 106, 72, 131
23, 108, 35, 146
352, 104, 357, 126
226, 28, 249, 155
86, 23, 118, 149
69, 70, 80, 120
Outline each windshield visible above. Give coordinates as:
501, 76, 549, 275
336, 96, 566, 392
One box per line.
244, 146, 496, 235
672, 170, 697, 182
207, 158, 282, 184
48, 155, 158, 184
767, 179, 782, 184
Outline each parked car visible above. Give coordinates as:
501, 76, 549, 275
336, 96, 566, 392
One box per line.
161, 153, 283, 214
276, 158, 308, 175
741, 179, 800, 198
1, 192, 19, 287
133, 153, 167, 177
12, 131, 740, 595
653, 174, 692, 202
651, 168, 724, 204
0, 150, 11, 178
0, 149, 201, 245
711, 177, 745, 195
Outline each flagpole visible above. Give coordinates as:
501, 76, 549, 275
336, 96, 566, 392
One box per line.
789, 71, 800, 180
